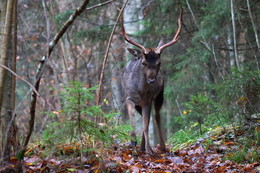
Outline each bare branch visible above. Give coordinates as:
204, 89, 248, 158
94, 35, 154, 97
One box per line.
0, 64, 40, 97
85, 0, 115, 11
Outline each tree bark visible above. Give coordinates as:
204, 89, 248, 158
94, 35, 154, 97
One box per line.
0, 0, 17, 165
0, 0, 14, 110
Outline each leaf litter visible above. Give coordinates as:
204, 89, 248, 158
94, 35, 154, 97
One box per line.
3, 128, 259, 172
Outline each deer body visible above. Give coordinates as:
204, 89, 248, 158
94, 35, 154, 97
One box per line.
123, 52, 163, 105
123, 49, 165, 153
121, 9, 182, 153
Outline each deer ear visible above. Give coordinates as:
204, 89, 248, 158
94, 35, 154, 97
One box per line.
157, 38, 165, 48
127, 48, 142, 57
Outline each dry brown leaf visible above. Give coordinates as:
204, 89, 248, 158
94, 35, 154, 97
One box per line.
223, 141, 236, 145
122, 153, 132, 162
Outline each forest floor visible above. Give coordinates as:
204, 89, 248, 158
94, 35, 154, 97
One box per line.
3, 127, 260, 173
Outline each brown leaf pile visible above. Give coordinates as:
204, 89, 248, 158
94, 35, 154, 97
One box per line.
2, 129, 259, 172
102, 142, 259, 173
19, 141, 259, 172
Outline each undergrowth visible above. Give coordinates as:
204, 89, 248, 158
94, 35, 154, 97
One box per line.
40, 81, 131, 157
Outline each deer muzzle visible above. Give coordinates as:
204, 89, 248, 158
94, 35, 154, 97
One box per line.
147, 78, 156, 84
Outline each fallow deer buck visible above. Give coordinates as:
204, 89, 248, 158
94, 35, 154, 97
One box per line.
121, 9, 183, 154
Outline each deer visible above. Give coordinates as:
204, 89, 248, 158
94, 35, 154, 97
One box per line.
121, 9, 183, 154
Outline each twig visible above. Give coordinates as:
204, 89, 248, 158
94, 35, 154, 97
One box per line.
0, 64, 40, 96
199, 41, 224, 80
218, 46, 259, 51
175, 95, 183, 116
85, 0, 115, 12
96, 0, 129, 106
41, 0, 50, 44
211, 44, 224, 80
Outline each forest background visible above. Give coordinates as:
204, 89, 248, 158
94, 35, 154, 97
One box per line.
0, 0, 259, 170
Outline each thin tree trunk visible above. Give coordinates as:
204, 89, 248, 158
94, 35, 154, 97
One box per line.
0, 0, 15, 164
230, 0, 241, 71
0, 0, 14, 109
4, 0, 18, 158
246, 0, 260, 71
246, 0, 260, 49
11, 0, 17, 120
0, 0, 7, 161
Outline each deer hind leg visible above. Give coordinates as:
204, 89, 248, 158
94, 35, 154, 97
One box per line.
154, 88, 166, 152
135, 105, 142, 115
126, 99, 137, 146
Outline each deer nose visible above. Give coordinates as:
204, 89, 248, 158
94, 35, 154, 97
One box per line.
148, 79, 156, 84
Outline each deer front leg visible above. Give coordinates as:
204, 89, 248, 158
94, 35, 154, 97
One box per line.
142, 104, 153, 154
155, 110, 166, 152
126, 99, 137, 146
154, 88, 166, 152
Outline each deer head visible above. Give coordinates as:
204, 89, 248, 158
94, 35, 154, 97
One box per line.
121, 9, 183, 84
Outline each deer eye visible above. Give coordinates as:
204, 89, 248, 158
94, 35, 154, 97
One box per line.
142, 62, 148, 66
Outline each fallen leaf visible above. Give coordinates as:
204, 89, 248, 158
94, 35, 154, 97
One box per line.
153, 159, 171, 164
122, 153, 132, 162
169, 156, 183, 164
194, 146, 205, 154
179, 150, 188, 156
223, 141, 236, 145
130, 165, 140, 173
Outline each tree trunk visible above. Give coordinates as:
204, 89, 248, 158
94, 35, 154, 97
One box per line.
0, 0, 17, 165
230, 0, 240, 71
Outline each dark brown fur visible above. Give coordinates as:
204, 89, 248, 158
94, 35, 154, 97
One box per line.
122, 48, 166, 153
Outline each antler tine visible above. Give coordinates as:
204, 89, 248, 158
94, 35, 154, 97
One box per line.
156, 8, 183, 54
121, 13, 147, 53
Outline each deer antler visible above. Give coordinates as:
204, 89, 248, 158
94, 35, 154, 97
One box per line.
155, 8, 183, 54
121, 13, 147, 53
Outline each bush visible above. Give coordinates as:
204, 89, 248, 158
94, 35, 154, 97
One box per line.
214, 68, 260, 123
169, 68, 260, 148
